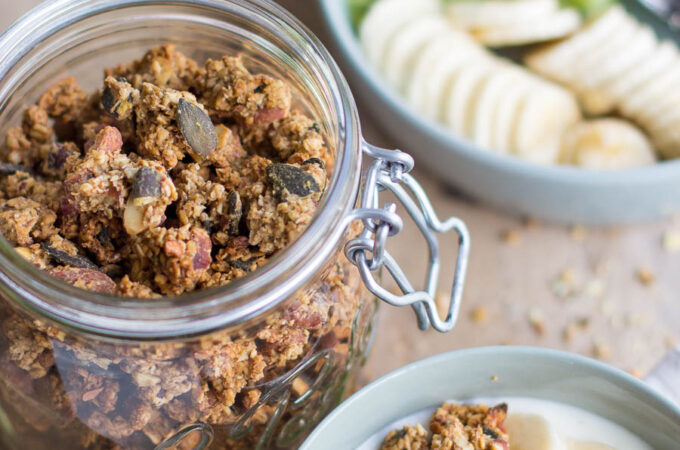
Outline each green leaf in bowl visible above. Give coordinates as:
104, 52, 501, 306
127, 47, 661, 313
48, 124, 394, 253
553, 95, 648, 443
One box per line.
349, 0, 378, 29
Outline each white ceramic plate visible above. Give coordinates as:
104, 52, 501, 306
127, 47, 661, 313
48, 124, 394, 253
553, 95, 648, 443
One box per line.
319, 0, 680, 225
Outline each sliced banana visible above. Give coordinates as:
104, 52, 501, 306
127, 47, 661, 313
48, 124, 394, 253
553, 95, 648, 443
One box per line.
359, 0, 439, 66
406, 31, 482, 116
446, 0, 558, 29
620, 63, 680, 121
605, 41, 680, 105
514, 87, 581, 164
382, 16, 450, 90
473, 67, 524, 152
443, 60, 499, 138
525, 5, 627, 83
560, 119, 656, 169
492, 74, 532, 153
578, 26, 658, 115
474, 8, 581, 47
506, 413, 564, 450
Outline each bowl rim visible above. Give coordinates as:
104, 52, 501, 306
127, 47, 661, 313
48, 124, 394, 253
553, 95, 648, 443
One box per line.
301, 346, 680, 449
318, 0, 680, 188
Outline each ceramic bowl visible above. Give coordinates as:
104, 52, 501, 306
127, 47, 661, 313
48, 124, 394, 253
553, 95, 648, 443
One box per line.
318, 0, 680, 225
301, 347, 680, 449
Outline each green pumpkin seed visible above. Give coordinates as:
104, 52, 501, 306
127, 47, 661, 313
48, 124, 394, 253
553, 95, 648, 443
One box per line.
265, 163, 320, 200
177, 98, 218, 161
131, 167, 162, 199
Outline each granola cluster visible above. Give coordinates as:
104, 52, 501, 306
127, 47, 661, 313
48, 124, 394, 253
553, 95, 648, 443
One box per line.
381, 403, 509, 450
0, 45, 369, 449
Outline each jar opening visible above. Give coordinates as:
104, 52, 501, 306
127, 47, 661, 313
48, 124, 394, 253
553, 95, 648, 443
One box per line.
0, 0, 362, 339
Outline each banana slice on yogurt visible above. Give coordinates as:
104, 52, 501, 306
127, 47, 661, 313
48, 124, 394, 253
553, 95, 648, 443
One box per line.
507, 413, 615, 450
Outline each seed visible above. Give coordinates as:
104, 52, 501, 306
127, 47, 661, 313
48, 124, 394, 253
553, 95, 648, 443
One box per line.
636, 267, 655, 286
228, 258, 258, 272
100, 86, 116, 115
177, 98, 218, 161
225, 190, 242, 235
0, 162, 31, 175
41, 243, 99, 270
265, 163, 320, 200
131, 167, 162, 199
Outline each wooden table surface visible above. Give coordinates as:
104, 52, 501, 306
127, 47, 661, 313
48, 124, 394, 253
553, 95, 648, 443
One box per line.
3, 1, 678, 386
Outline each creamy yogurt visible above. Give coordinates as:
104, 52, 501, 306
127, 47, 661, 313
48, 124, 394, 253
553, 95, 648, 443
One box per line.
359, 397, 651, 450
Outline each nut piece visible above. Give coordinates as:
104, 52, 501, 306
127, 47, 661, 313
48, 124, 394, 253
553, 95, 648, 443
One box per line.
40, 243, 98, 270
177, 98, 218, 161
265, 163, 320, 200
48, 266, 116, 294
124, 166, 166, 236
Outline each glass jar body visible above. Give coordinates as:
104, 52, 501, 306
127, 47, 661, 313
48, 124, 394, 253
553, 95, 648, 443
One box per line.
0, 0, 371, 448
0, 242, 377, 449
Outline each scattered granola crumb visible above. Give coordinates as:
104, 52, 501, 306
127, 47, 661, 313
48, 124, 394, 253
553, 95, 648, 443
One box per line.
569, 225, 587, 241
592, 341, 611, 360
491, 375, 499, 382
636, 267, 656, 286
625, 313, 648, 327
583, 278, 605, 300
563, 317, 590, 342
628, 368, 643, 379
469, 306, 487, 324
662, 230, 680, 253
499, 229, 521, 245
551, 268, 579, 299
524, 217, 540, 230
527, 308, 546, 336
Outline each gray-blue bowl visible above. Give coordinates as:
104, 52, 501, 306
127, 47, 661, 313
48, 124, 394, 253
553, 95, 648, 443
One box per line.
301, 347, 680, 449
319, 0, 680, 225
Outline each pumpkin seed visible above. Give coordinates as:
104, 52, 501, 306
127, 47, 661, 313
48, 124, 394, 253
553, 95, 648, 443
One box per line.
265, 163, 320, 200
226, 190, 242, 235
177, 98, 218, 161
0, 163, 31, 175
41, 243, 99, 270
131, 167, 162, 199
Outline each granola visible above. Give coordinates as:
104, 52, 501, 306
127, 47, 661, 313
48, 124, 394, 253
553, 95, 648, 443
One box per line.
381, 402, 510, 450
0, 45, 371, 450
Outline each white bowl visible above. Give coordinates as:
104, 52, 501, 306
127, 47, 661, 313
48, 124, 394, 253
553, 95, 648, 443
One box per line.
301, 347, 680, 449
319, 0, 680, 225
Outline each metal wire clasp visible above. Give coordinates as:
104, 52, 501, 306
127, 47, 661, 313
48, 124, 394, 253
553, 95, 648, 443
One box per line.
344, 142, 470, 333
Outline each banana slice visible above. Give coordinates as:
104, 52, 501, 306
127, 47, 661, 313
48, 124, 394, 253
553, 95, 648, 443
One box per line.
514, 86, 581, 164
506, 413, 564, 449
406, 31, 483, 116
473, 67, 524, 152
474, 8, 582, 47
525, 6, 627, 83
443, 60, 499, 138
605, 41, 680, 105
560, 119, 656, 169
382, 16, 450, 90
620, 62, 680, 122
359, 0, 439, 66
446, 0, 558, 29
492, 74, 532, 153
576, 23, 656, 114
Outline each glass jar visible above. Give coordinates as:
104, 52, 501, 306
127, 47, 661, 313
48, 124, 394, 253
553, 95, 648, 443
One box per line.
0, 1, 470, 449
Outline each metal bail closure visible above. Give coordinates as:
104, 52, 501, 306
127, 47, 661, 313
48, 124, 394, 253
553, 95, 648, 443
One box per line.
344, 141, 470, 333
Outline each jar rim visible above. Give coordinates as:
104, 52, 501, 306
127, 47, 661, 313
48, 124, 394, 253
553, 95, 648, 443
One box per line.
0, 0, 363, 339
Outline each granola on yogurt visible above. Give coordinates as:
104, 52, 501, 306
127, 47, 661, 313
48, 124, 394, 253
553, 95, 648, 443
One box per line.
0, 45, 369, 449
381, 402, 509, 450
